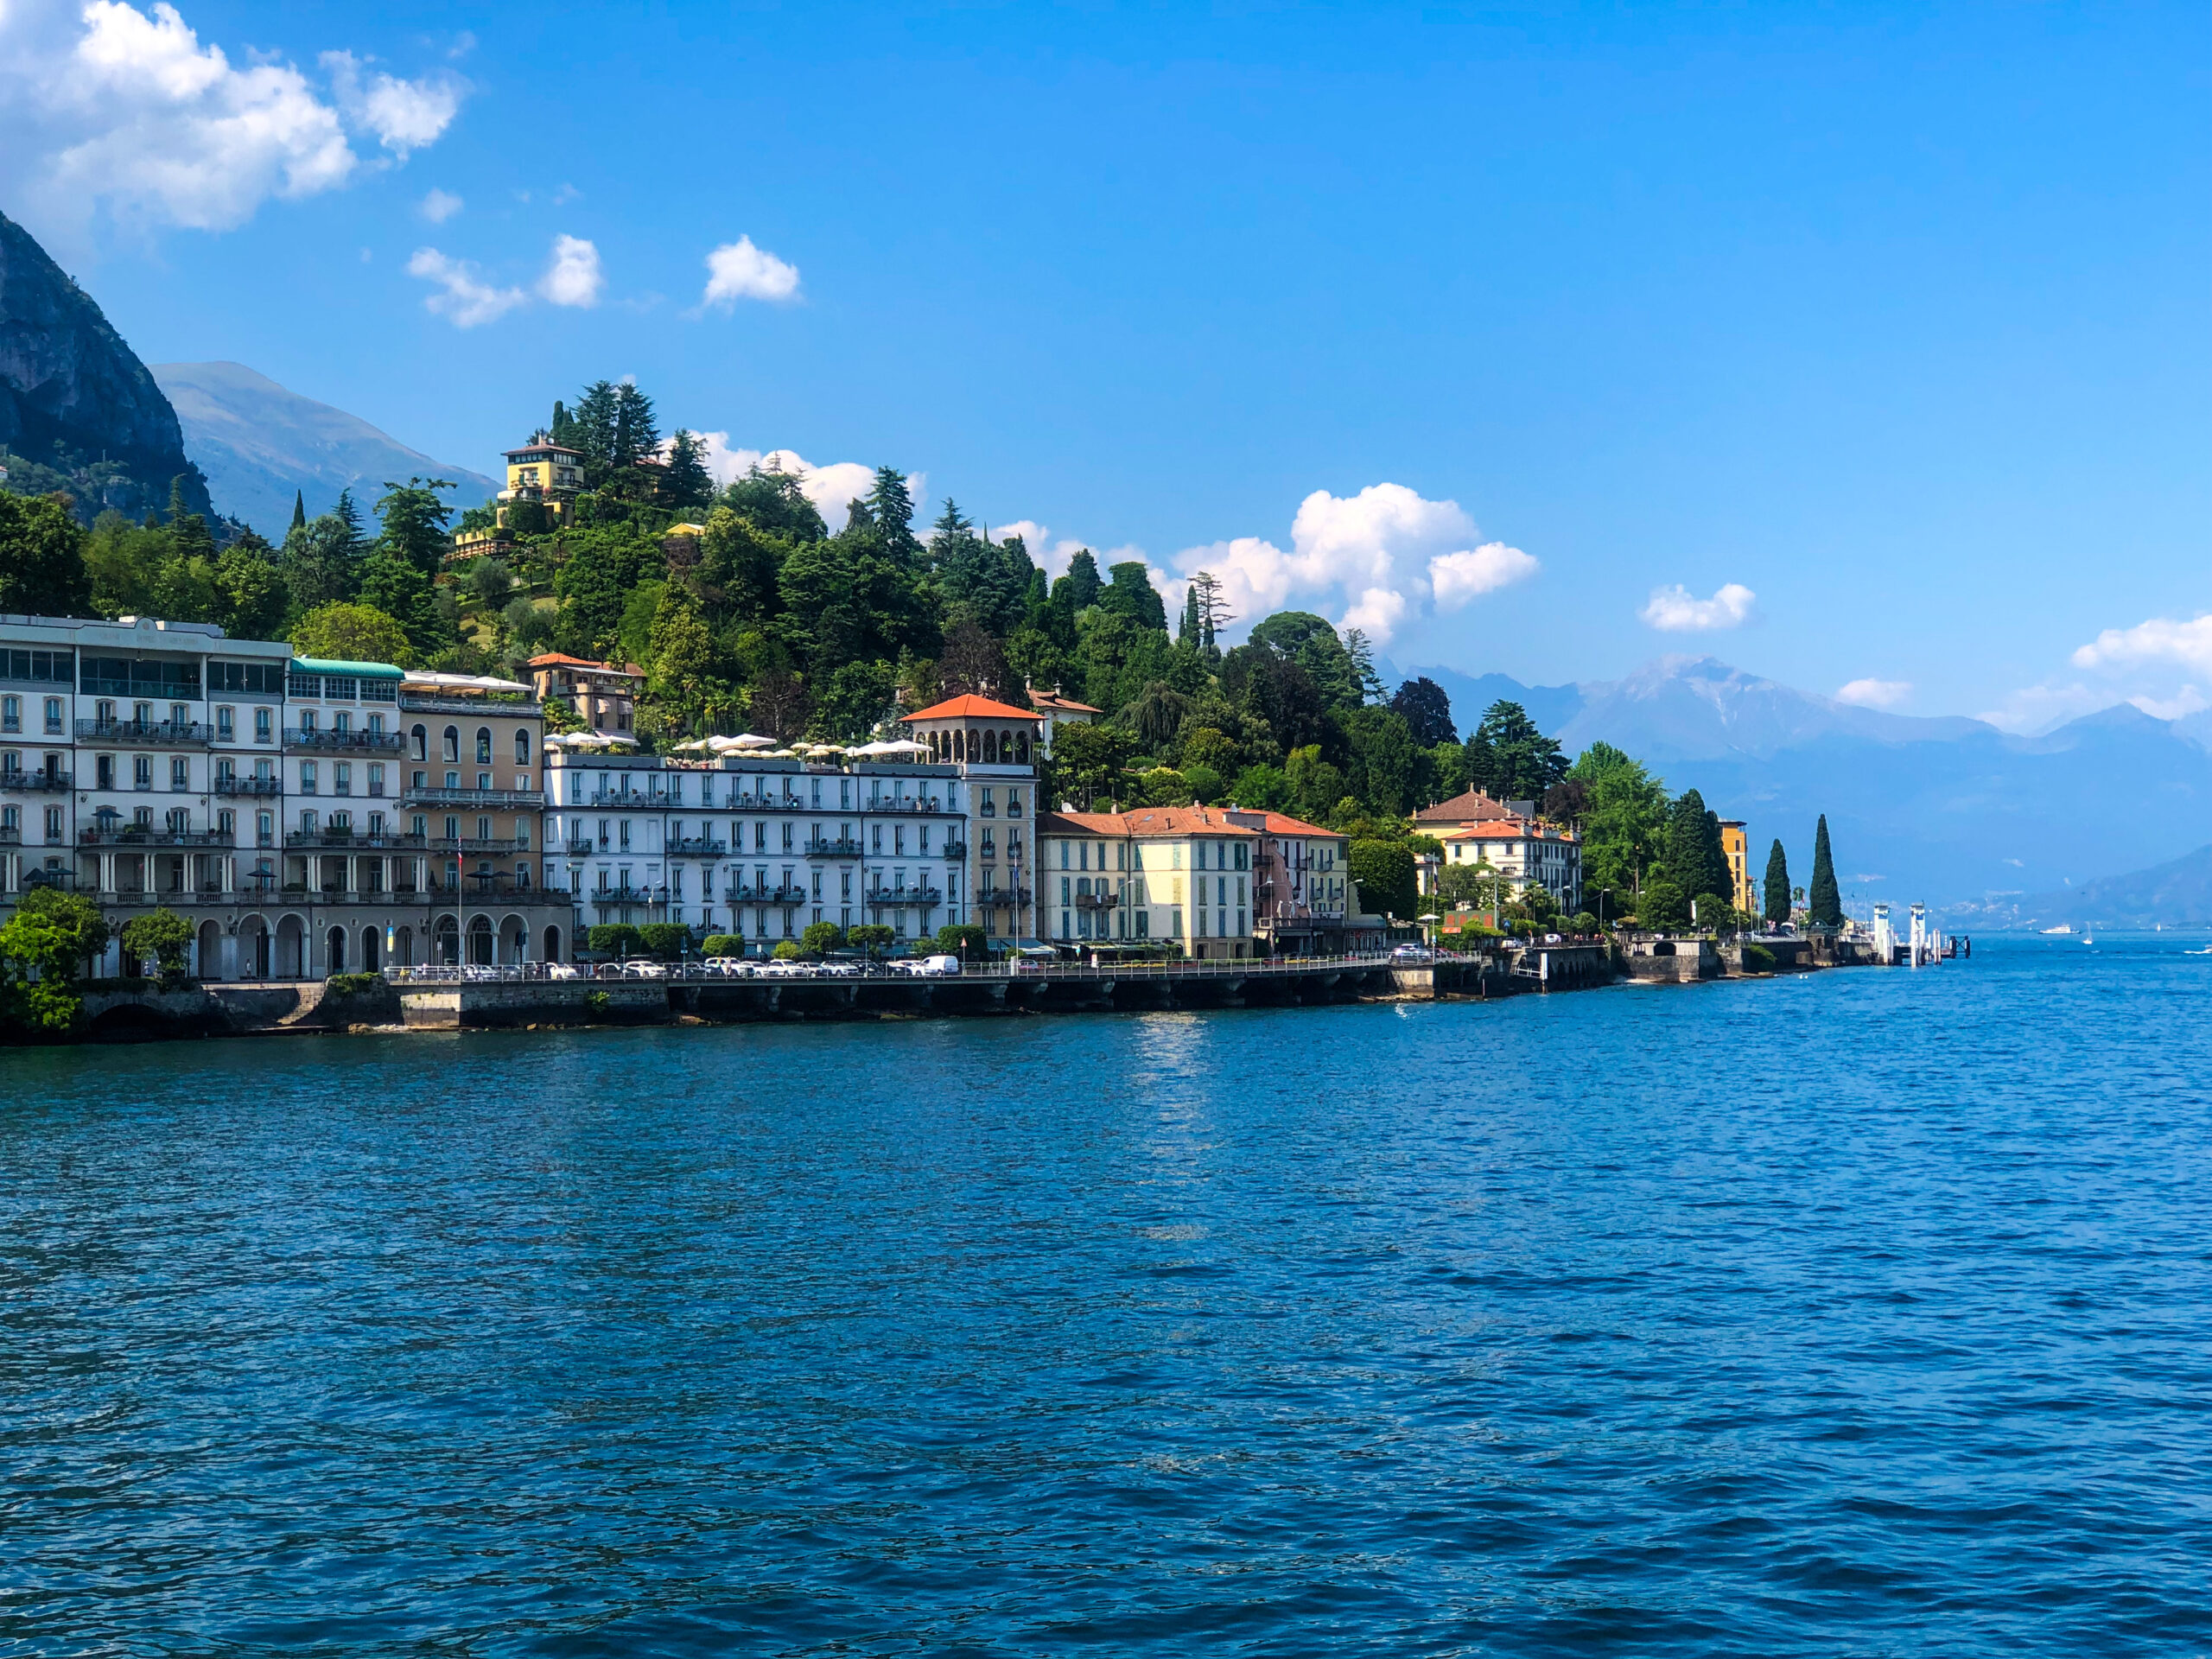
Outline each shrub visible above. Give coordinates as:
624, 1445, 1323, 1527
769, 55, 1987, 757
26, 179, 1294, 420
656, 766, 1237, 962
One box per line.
120, 907, 194, 986
846, 924, 893, 956
800, 921, 845, 956
637, 922, 691, 960
588, 923, 642, 957
1349, 840, 1417, 920
325, 972, 383, 995
935, 924, 988, 961
702, 933, 745, 958
1739, 941, 1777, 974
772, 940, 801, 960
0, 887, 111, 1033
1568, 912, 1599, 934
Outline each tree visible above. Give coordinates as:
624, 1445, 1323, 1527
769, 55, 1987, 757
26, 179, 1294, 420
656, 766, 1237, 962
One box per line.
847, 923, 894, 956
1230, 763, 1289, 811
1390, 677, 1457, 747
662, 429, 715, 509
375, 478, 457, 576
1342, 705, 1420, 817
1465, 700, 1566, 802
1247, 611, 1357, 709
588, 923, 642, 957
0, 490, 92, 615
1808, 814, 1843, 927
1050, 721, 1140, 809
801, 920, 845, 956
1637, 877, 1688, 931
939, 617, 1012, 701
0, 887, 111, 1033
1662, 789, 1732, 909
1567, 741, 1669, 903
213, 542, 286, 639
935, 923, 988, 961
1097, 561, 1167, 632
290, 601, 410, 664
1764, 839, 1791, 925
355, 552, 442, 659
1343, 627, 1384, 704
283, 510, 367, 614
1438, 858, 1501, 908
1056, 549, 1103, 611
702, 933, 745, 959
1350, 839, 1417, 919
290, 490, 307, 532
120, 907, 194, 985
1285, 745, 1348, 825
638, 922, 691, 960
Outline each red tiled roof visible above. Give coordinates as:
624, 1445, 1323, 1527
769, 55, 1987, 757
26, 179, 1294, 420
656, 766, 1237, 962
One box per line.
1119, 807, 1258, 838
526, 652, 643, 677
900, 693, 1040, 723
1034, 810, 1123, 837
1440, 819, 1577, 842
1414, 788, 1514, 823
1226, 809, 1340, 839
1029, 690, 1103, 714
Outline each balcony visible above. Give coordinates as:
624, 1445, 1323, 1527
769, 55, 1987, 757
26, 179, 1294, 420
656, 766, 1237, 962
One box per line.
726, 882, 809, 905
284, 728, 407, 753
213, 775, 283, 798
589, 885, 665, 910
0, 827, 18, 846
79, 827, 235, 849
804, 836, 861, 859
285, 830, 429, 851
398, 691, 540, 717
0, 771, 72, 793
565, 837, 596, 856
866, 886, 944, 907
726, 792, 800, 811
666, 836, 728, 857
865, 796, 947, 815
404, 785, 544, 809
978, 887, 1033, 907
941, 840, 969, 860
74, 718, 214, 747
585, 787, 656, 806
1073, 890, 1122, 909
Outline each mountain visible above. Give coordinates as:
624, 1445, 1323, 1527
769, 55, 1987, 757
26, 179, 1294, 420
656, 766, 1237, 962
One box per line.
0, 208, 209, 521
1403, 655, 2212, 919
150, 361, 496, 539
1982, 842, 2212, 931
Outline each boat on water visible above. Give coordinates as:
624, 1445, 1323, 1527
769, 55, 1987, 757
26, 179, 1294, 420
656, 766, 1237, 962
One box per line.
2040, 924, 2075, 936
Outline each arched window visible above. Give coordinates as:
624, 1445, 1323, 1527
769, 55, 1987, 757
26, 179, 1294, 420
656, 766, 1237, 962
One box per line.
411, 724, 428, 760
442, 726, 459, 763
1016, 731, 1030, 765
984, 730, 999, 764
515, 729, 531, 764
475, 728, 492, 765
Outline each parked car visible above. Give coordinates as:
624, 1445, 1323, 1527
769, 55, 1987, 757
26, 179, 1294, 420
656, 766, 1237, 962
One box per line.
759, 958, 810, 978
918, 954, 962, 977
592, 962, 627, 979
621, 961, 669, 979
548, 963, 582, 980
702, 957, 753, 978
817, 960, 863, 978
1391, 944, 1436, 963
1542, 932, 1564, 945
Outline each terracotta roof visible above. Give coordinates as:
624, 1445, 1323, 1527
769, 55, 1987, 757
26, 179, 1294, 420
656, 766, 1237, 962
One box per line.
1414, 788, 1515, 823
900, 693, 1040, 723
1226, 808, 1340, 839
1029, 690, 1103, 714
527, 652, 643, 677
1119, 806, 1259, 838
1440, 819, 1577, 842
1035, 810, 1123, 837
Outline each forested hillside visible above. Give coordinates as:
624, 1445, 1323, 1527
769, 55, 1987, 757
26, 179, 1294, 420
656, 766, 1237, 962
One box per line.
0, 374, 1820, 932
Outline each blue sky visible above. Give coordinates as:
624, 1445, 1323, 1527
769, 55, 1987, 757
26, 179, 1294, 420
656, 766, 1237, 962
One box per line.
3, 1, 2204, 729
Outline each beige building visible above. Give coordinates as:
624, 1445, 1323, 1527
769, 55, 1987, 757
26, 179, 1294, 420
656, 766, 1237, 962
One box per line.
527, 653, 643, 739
1222, 808, 1350, 954
1036, 804, 1259, 959
1437, 816, 1584, 914
899, 693, 1041, 946
1718, 818, 1756, 915
1026, 685, 1101, 759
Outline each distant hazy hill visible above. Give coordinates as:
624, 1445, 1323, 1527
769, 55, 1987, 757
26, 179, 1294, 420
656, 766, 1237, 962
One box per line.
1404, 655, 2212, 918
1991, 842, 2212, 931
0, 208, 208, 520
150, 361, 494, 539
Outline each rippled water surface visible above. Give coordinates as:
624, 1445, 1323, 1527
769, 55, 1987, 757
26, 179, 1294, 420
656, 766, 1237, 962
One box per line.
5, 938, 2211, 1656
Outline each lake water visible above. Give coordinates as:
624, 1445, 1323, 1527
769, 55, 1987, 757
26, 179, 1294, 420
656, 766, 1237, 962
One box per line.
4, 938, 2209, 1656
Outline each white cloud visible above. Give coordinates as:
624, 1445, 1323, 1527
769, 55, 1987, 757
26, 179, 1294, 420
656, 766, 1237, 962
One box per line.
701, 236, 801, 308
0, 0, 463, 236
406, 246, 524, 327
690, 439, 921, 527
1836, 678, 1912, 710
537, 234, 602, 308
1640, 582, 1758, 632
1166, 483, 1533, 646
1974, 681, 2111, 734
2071, 613, 2212, 675
2128, 686, 2210, 721
417, 187, 462, 222
1430, 543, 1540, 608
321, 50, 462, 156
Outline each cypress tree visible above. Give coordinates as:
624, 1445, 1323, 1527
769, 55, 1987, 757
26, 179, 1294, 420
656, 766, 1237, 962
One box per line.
1808, 814, 1842, 927
1763, 838, 1791, 924
290, 490, 307, 532
1665, 789, 1732, 906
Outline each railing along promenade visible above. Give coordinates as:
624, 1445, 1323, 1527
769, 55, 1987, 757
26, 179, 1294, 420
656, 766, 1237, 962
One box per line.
382, 950, 1430, 986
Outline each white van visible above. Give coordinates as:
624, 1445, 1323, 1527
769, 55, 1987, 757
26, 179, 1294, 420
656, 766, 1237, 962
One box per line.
918, 955, 962, 977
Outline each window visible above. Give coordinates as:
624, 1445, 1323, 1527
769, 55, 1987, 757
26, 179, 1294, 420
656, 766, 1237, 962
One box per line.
367, 763, 385, 797
1007, 789, 1023, 817
257, 810, 273, 846
477, 816, 492, 841
216, 706, 234, 740
444, 816, 460, 841
980, 787, 996, 818
43, 697, 61, 734
442, 727, 459, 762
255, 707, 272, 742
299, 761, 318, 795
334, 762, 353, 796
334, 711, 352, 736
0, 696, 16, 733
475, 728, 491, 765
367, 714, 385, 737
169, 756, 188, 791
298, 708, 318, 735
412, 725, 428, 760
44, 804, 63, 842
513, 728, 530, 765
133, 755, 152, 791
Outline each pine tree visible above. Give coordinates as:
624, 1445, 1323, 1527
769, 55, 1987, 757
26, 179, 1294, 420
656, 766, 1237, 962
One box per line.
663, 430, 715, 509
611, 383, 659, 473
290, 490, 307, 532
1763, 838, 1791, 924
1808, 814, 1843, 927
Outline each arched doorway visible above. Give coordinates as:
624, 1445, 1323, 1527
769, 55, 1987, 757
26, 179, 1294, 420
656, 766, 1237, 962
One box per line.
360, 926, 381, 971
276, 914, 305, 978
394, 925, 416, 966
499, 915, 528, 963
543, 923, 563, 963
238, 915, 270, 980
435, 916, 460, 965
197, 918, 222, 981
467, 915, 494, 965
326, 926, 346, 974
